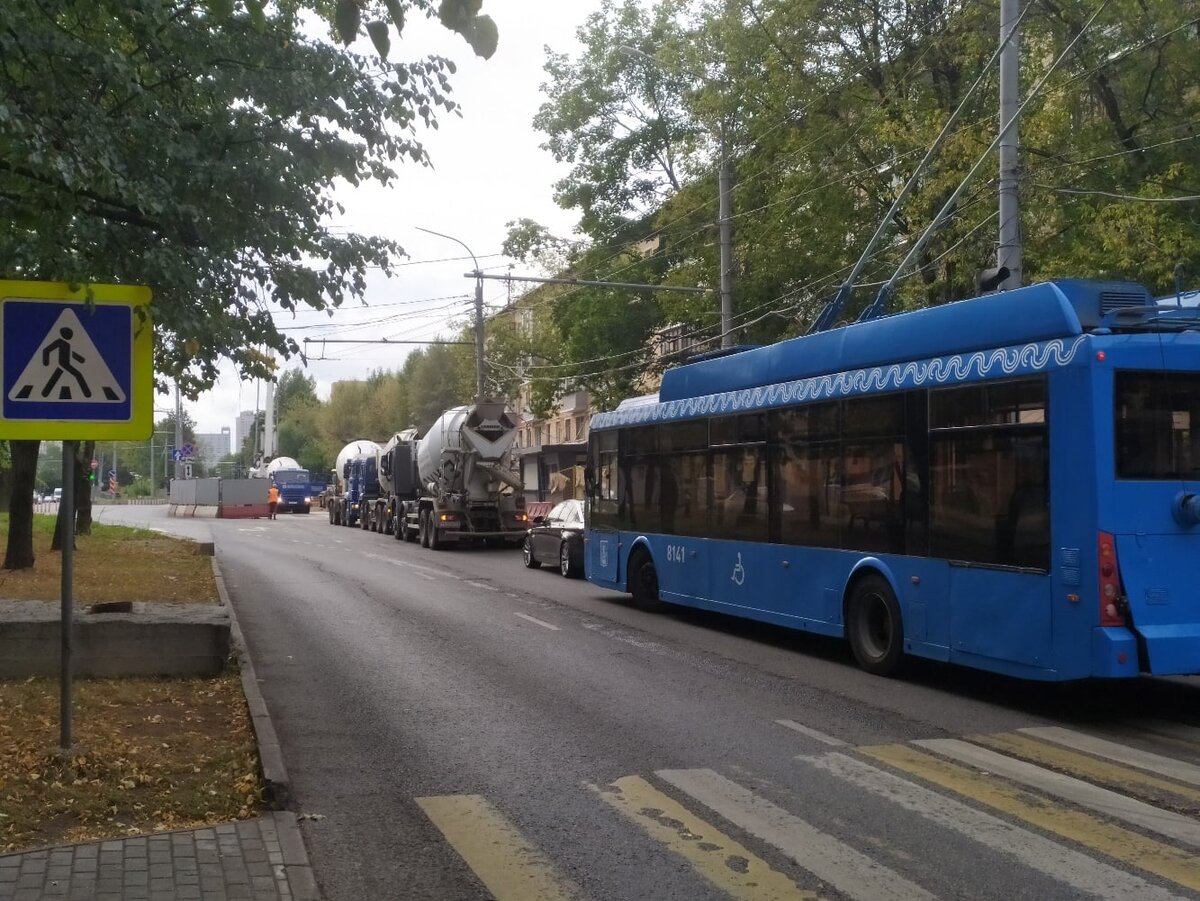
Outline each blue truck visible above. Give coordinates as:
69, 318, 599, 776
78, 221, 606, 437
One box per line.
271, 468, 321, 514
328, 455, 381, 527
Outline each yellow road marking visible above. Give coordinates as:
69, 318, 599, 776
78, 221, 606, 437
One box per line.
862, 744, 1200, 893
415, 794, 577, 901
972, 732, 1200, 810
594, 775, 820, 901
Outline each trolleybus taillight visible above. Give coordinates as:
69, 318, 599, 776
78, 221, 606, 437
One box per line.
1098, 531, 1126, 626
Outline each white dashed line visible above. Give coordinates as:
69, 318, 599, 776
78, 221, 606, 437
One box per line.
514, 612, 560, 631
776, 720, 848, 747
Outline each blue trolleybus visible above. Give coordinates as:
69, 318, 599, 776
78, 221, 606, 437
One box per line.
584, 279, 1200, 680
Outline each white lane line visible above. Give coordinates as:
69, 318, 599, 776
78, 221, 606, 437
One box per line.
1020, 726, 1200, 787
916, 738, 1200, 849
776, 719, 848, 747
805, 752, 1188, 901
658, 768, 934, 901
465, 580, 499, 592
361, 551, 450, 579
514, 612, 560, 631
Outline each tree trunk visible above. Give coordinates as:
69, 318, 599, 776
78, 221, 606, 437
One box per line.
4, 440, 40, 570
76, 440, 94, 535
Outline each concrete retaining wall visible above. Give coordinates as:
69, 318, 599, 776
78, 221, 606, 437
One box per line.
221, 479, 268, 504
0, 602, 231, 678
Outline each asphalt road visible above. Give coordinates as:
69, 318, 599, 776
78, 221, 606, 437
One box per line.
97, 505, 1200, 901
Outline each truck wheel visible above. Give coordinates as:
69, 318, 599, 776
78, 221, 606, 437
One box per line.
303, 505, 311, 515
523, 536, 541, 569
392, 512, 403, 541
418, 511, 429, 547
429, 521, 444, 551
846, 573, 905, 677
328, 505, 336, 525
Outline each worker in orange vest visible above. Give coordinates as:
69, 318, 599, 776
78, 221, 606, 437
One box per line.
267, 483, 280, 519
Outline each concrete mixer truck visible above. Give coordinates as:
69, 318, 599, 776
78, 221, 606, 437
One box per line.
394, 403, 528, 549
261, 456, 322, 514
327, 440, 381, 527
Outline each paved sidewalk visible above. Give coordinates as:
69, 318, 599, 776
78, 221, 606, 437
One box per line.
0, 812, 318, 901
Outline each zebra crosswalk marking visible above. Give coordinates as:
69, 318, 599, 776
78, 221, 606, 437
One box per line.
1139, 720, 1200, 748
915, 738, 1200, 849
415, 794, 578, 901
1021, 726, 1200, 787
594, 775, 819, 901
657, 767, 935, 901
863, 743, 1200, 893
972, 731, 1200, 808
805, 751, 1189, 901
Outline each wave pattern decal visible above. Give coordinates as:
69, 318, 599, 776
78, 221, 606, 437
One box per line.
593, 336, 1087, 430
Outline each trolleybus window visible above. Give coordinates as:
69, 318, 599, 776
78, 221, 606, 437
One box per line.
1115, 371, 1200, 480
929, 377, 1049, 570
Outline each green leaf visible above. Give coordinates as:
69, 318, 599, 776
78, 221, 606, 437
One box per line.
206, 0, 234, 16
366, 20, 390, 58
245, 0, 265, 30
464, 14, 497, 59
334, 0, 361, 46
384, 0, 405, 32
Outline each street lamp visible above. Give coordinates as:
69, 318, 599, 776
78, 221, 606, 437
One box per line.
617, 45, 735, 348
416, 226, 487, 402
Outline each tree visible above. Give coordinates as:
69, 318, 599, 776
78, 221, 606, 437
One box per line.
535, 0, 699, 239
276, 369, 320, 422
1, 0, 494, 568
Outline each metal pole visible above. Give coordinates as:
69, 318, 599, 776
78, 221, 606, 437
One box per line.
149, 435, 154, 498
174, 382, 183, 481
415, 226, 486, 403
59, 440, 76, 753
473, 274, 485, 402
998, 0, 1022, 290
718, 118, 734, 348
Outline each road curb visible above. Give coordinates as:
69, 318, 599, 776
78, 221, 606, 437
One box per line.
211, 556, 291, 809
212, 556, 322, 899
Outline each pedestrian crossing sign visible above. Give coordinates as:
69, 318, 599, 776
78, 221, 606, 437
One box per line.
0, 280, 153, 439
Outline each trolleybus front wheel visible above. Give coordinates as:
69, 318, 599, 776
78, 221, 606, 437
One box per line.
629, 549, 664, 611
846, 573, 905, 676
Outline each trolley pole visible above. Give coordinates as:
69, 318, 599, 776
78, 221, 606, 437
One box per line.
998, 0, 1022, 290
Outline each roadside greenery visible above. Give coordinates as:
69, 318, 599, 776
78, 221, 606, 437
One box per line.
1, 0, 495, 568
491, 0, 1200, 406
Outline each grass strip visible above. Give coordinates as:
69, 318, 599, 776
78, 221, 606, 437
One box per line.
0, 513, 216, 604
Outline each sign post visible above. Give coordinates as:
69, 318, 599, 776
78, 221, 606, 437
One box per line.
0, 280, 152, 753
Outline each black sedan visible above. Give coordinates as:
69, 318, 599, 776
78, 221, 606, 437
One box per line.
522, 499, 585, 578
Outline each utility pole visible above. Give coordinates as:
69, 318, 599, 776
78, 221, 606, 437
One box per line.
998, 0, 1022, 290
718, 119, 734, 347
416, 226, 486, 403
174, 382, 182, 482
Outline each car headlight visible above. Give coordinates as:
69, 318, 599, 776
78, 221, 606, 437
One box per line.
304, 496, 312, 503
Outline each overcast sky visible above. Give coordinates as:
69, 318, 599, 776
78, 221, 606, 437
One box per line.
178, 1, 604, 440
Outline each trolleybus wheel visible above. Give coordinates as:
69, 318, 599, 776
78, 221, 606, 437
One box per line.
846, 573, 905, 677
523, 536, 541, 569
629, 548, 663, 611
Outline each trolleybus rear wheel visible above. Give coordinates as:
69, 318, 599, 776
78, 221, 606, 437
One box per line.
846, 573, 905, 676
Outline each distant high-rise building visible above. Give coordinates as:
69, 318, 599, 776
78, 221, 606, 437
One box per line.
193, 428, 232, 467
235, 410, 256, 454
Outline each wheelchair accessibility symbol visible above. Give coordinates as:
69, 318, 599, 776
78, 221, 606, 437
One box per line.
731, 553, 746, 586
